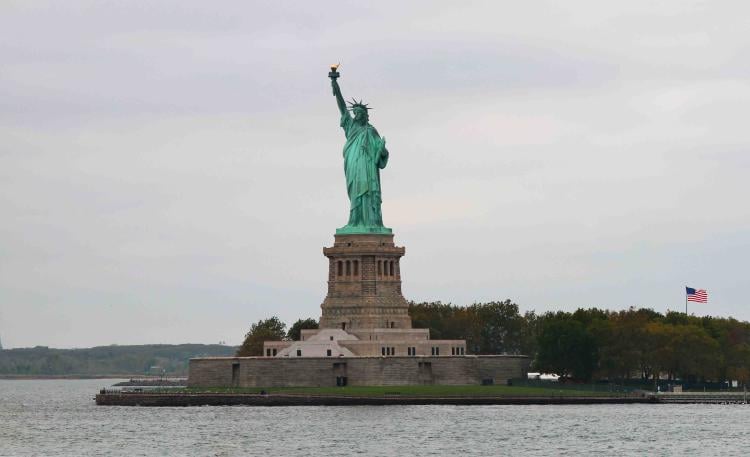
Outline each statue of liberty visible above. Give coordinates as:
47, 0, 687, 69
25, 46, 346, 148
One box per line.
329, 65, 392, 235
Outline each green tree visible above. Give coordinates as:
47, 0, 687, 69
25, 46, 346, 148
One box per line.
287, 318, 319, 341
409, 301, 461, 340
571, 307, 609, 327
643, 321, 673, 383
599, 308, 658, 380
726, 343, 750, 387
536, 317, 598, 380
670, 325, 721, 381
469, 300, 525, 355
410, 300, 527, 355
236, 317, 287, 357
520, 310, 542, 357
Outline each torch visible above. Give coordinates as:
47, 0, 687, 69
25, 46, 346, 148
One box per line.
329, 63, 340, 95
328, 63, 340, 80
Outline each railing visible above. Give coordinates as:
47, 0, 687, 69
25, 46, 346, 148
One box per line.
98, 388, 122, 395
509, 378, 641, 394
99, 386, 184, 394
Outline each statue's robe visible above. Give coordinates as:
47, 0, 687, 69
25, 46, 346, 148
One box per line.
340, 112, 388, 229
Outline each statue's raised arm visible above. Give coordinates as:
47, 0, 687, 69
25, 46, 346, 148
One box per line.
329, 64, 348, 117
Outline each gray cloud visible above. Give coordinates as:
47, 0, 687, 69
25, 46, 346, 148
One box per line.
1, 1, 749, 347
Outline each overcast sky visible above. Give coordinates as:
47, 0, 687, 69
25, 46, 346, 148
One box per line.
1, 1, 748, 348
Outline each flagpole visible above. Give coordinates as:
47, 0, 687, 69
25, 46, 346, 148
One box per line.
685, 286, 688, 315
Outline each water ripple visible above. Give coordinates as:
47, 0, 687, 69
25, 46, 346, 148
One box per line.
1, 380, 749, 456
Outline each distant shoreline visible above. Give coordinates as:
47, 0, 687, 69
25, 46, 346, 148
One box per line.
0, 343, 236, 379
0, 375, 178, 380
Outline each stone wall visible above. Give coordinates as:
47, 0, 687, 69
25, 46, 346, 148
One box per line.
189, 355, 530, 388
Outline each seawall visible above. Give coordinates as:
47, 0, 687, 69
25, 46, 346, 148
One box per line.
189, 355, 530, 388
95, 392, 657, 407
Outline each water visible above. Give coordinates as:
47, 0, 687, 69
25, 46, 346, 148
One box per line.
1, 379, 749, 456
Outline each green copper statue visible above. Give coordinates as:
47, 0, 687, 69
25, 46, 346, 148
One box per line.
329, 64, 392, 235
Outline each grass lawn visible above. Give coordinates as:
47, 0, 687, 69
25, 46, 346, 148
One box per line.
170, 384, 626, 397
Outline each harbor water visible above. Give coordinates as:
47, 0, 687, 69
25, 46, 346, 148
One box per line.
1, 379, 749, 456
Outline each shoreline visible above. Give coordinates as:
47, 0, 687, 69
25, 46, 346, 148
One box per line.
95, 391, 657, 407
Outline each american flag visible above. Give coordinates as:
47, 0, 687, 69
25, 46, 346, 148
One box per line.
686, 287, 708, 303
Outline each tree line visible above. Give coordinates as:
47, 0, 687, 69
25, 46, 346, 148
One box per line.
239, 300, 750, 386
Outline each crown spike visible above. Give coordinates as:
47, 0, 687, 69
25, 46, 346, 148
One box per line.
346, 98, 373, 111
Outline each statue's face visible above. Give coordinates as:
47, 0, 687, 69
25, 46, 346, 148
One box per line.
353, 107, 369, 124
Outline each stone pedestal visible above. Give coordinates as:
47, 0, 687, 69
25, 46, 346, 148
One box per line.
319, 233, 412, 330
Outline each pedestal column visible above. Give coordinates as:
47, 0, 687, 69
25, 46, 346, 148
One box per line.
320, 233, 411, 330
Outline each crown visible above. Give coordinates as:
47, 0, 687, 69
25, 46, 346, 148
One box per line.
347, 98, 371, 111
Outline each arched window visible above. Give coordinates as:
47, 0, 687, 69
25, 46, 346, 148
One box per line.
337, 261, 343, 276
377, 260, 382, 276
353, 260, 359, 276
389, 261, 394, 276
346, 260, 351, 276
